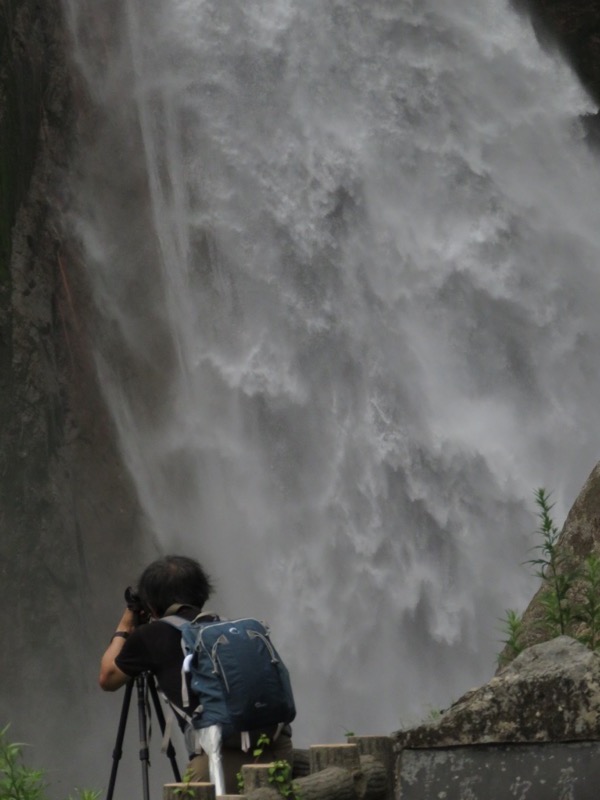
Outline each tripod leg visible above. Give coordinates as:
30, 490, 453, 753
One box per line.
106, 673, 182, 800
147, 676, 182, 782
106, 680, 134, 800
136, 675, 152, 800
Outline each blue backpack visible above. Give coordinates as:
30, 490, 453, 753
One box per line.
163, 613, 296, 735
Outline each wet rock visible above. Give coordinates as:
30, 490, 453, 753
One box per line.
515, 0, 600, 105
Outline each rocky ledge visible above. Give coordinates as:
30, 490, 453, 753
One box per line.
394, 637, 600, 749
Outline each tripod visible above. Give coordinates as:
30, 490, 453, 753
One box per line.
106, 672, 182, 800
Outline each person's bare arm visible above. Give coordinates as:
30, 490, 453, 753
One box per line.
99, 608, 136, 691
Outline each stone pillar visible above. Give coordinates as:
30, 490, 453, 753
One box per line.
309, 744, 361, 773
242, 763, 275, 792
347, 735, 395, 800
347, 736, 394, 775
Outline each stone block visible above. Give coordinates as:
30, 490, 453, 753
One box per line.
398, 741, 600, 800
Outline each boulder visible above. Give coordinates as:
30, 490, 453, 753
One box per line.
394, 636, 600, 748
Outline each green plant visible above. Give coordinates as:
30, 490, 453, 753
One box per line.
236, 770, 245, 795
573, 554, 600, 650
67, 791, 101, 800
526, 488, 579, 637
0, 725, 46, 800
253, 733, 270, 759
424, 707, 443, 723
236, 732, 272, 793
172, 766, 197, 799
0, 726, 100, 800
498, 608, 525, 666
499, 486, 600, 663
267, 760, 299, 800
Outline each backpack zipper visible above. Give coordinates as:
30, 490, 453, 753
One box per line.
247, 629, 279, 663
197, 621, 278, 692
210, 637, 230, 692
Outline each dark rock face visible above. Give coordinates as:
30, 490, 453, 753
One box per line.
0, 2, 149, 794
394, 637, 600, 749
514, 1, 600, 147
514, 1, 600, 105
0, 0, 43, 272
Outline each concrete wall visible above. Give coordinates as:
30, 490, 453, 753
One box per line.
398, 742, 600, 800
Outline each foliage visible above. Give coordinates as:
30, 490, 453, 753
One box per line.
267, 760, 299, 800
235, 736, 299, 800
0, 726, 100, 800
253, 733, 271, 759
236, 732, 273, 794
499, 487, 600, 665
572, 554, 600, 650
172, 766, 197, 800
236, 770, 245, 795
498, 608, 525, 666
66, 792, 100, 800
526, 488, 578, 636
0, 726, 46, 800
424, 707, 443, 723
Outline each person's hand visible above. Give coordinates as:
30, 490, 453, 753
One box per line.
99, 607, 135, 690
115, 606, 136, 634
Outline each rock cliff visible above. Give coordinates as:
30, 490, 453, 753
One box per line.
0, 2, 149, 793
513, 0, 600, 104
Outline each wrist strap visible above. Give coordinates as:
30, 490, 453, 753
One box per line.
111, 631, 130, 642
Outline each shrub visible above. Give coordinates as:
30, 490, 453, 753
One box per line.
499, 487, 600, 664
0, 726, 99, 800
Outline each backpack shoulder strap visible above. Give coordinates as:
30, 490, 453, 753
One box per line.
191, 611, 221, 623
160, 614, 187, 630
160, 611, 221, 630
155, 614, 204, 721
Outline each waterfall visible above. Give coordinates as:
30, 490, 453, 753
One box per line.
62, 0, 600, 745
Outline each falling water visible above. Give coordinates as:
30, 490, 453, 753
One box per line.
62, 0, 600, 748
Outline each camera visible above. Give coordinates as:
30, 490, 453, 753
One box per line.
124, 586, 149, 625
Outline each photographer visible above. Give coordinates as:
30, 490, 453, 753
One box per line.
99, 554, 293, 793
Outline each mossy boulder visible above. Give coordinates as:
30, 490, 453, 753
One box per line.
395, 636, 600, 748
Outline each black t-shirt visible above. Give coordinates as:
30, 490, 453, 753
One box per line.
115, 607, 208, 722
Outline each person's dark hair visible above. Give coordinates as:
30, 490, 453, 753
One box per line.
137, 555, 214, 617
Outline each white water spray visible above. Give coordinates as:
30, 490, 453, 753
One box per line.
63, 0, 600, 742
